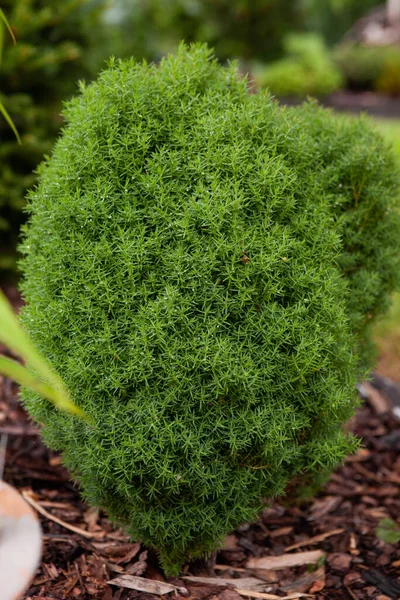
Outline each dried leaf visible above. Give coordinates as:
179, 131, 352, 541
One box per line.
285, 528, 344, 551
83, 506, 100, 531
223, 534, 239, 550
360, 382, 390, 414
269, 526, 293, 538
327, 553, 352, 572
182, 576, 267, 591
309, 578, 325, 594
215, 565, 247, 574
281, 566, 325, 594
115, 542, 141, 565
236, 591, 312, 600
308, 496, 342, 521
108, 575, 187, 595
126, 550, 148, 576
247, 550, 325, 571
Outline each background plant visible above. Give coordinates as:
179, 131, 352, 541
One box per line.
106, 0, 303, 64
334, 44, 400, 94
0, 0, 108, 276
105, 0, 384, 64
253, 33, 343, 97
303, 0, 382, 46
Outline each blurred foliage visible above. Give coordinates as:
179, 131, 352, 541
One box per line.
0, 8, 21, 144
334, 43, 386, 90
376, 54, 400, 96
106, 0, 304, 63
304, 0, 382, 46
106, 0, 383, 65
253, 33, 343, 97
372, 120, 400, 383
0, 0, 108, 276
376, 518, 400, 544
334, 43, 400, 95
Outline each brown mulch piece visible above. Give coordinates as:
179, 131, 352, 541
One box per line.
1, 289, 400, 600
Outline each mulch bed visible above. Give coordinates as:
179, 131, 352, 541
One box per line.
1, 288, 400, 600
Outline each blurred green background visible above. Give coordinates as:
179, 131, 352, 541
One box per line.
0, 0, 399, 379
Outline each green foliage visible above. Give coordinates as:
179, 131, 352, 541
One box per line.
374, 118, 400, 158
285, 105, 400, 367
0, 8, 21, 144
375, 52, 400, 96
109, 0, 302, 63
254, 33, 343, 97
19, 45, 399, 574
0, 0, 107, 275
376, 518, 400, 544
0, 290, 84, 417
333, 43, 400, 93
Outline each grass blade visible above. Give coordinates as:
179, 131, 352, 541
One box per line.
0, 100, 22, 144
0, 10, 21, 143
0, 291, 86, 418
0, 8, 16, 45
0, 356, 83, 415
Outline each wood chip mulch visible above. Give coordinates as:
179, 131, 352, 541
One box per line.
1, 320, 399, 600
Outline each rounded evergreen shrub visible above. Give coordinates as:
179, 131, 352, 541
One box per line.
285, 103, 400, 367
19, 45, 398, 575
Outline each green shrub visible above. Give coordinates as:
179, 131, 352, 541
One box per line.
333, 43, 400, 93
286, 104, 400, 366
0, 0, 107, 275
19, 45, 398, 575
254, 33, 343, 97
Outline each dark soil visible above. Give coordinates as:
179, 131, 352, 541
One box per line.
1, 287, 400, 600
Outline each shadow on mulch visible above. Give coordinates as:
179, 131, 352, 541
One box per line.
1, 371, 400, 600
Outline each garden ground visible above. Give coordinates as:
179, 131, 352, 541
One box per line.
1, 114, 400, 600
1, 334, 400, 600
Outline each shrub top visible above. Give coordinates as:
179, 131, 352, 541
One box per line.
20, 44, 398, 574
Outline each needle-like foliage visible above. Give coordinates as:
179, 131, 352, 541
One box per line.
19, 44, 398, 575
289, 103, 400, 367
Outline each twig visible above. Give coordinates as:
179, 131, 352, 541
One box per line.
0, 425, 39, 436
182, 576, 266, 591
344, 586, 358, 600
108, 575, 188, 596
246, 550, 325, 571
236, 592, 312, 600
22, 490, 96, 539
0, 432, 8, 480
285, 528, 344, 552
